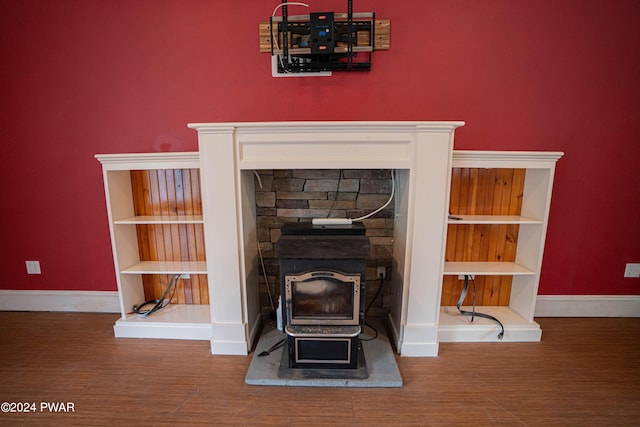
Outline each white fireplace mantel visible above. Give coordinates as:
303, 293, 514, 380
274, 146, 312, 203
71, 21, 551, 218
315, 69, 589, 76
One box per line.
190, 121, 464, 356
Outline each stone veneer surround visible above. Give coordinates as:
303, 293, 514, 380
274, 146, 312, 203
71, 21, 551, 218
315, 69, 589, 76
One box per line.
254, 169, 395, 317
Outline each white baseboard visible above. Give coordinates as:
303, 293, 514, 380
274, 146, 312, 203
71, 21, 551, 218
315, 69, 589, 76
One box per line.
0, 290, 120, 313
535, 295, 640, 317
1, 291, 638, 318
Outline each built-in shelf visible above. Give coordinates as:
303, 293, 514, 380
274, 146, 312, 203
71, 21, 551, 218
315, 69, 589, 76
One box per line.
447, 215, 541, 224
438, 306, 541, 342
443, 262, 535, 276
121, 261, 208, 275
440, 150, 564, 343
96, 151, 211, 342
114, 304, 211, 340
122, 304, 210, 323
114, 215, 204, 224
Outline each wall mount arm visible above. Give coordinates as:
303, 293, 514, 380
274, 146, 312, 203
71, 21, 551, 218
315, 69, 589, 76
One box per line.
259, 0, 390, 75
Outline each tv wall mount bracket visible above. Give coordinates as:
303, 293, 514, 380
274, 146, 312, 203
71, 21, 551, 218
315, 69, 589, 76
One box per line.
259, 0, 390, 75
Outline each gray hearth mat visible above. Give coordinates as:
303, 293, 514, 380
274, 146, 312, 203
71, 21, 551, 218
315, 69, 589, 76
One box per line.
245, 319, 402, 387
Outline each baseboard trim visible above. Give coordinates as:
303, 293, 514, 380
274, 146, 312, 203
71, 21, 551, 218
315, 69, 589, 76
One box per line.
535, 295, 640, 317
0, 290, 120, 313
1, 291, 637, 318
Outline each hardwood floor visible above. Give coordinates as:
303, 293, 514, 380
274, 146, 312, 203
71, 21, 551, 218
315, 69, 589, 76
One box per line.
1, 312, 638, 426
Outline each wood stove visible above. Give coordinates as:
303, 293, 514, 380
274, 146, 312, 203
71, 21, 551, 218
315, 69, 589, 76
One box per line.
278, 222, 369, 369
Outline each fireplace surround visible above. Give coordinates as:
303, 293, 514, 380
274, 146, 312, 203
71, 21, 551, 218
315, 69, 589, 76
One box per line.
191, 121, 464, 356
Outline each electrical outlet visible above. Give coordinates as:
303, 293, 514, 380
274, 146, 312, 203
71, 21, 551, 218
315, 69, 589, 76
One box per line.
180, 273, 190, 279
271, 56, 331, 78
458, 274, 475, 280
377, 266, 387, 279
26, 260, 41, 275
624, 263, 640, 278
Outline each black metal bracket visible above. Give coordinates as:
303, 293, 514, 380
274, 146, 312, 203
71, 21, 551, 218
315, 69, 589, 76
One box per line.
272, 0, 373, 73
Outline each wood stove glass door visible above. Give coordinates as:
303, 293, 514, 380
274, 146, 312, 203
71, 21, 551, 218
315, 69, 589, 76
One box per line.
285, 271, 360, 326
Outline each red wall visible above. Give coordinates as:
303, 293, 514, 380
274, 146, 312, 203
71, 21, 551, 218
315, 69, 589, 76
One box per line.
1, 0, 639, 295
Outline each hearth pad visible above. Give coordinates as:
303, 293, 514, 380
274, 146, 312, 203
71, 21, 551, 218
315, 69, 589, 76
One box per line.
245, 320, 402, 388
277, 341, 369, 380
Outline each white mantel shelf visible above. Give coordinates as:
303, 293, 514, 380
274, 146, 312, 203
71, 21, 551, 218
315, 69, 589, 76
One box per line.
188, 121, 465, 132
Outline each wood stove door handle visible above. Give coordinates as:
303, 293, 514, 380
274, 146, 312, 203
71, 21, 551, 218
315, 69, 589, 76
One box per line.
309, 271, 337, 278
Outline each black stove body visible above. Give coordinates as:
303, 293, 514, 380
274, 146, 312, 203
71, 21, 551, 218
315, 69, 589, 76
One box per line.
277, 222, 369, 369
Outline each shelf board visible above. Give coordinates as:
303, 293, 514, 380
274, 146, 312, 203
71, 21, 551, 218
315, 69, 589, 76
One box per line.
272, 46, 373, 55
121, 261, 207, 274
438, 306, 541, 342
443, 261, 535, 276
95, 152, 200, 170
114, 215, 203, 224
114, 304, 211, 340
447, 215, 541, 224
440, 306, 531, 326
124, 303, 211, 323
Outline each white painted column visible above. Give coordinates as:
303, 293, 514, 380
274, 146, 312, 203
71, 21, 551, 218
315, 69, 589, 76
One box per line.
399, 127, 456, 356
195, 126, 250, 355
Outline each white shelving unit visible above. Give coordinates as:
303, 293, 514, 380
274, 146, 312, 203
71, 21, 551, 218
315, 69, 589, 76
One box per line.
95, 152, 211, 340
439, 150, 564, 342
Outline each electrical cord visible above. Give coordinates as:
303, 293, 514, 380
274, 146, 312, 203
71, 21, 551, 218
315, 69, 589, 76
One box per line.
360, 273, 385, 341
351, 170, 395, 222
253, 170, 277, 314
257, 240, 277, 313
253, 170, 263, 190
271, 2, 310, 72
131, 274, 181, 317
326, 169, 343, 218
456, 275, 505, 340
272, 1, 309, 17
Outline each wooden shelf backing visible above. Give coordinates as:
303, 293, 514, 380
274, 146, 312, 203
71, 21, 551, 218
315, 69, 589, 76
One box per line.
443, 167, 527, 306
259, 19, 390, 53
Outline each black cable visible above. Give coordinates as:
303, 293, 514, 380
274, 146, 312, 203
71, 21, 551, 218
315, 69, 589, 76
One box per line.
360, 274, 385, 341
131, 274, 180, 317
360, 322, 379, 341
366, 274, 385, 315
456, 275, 504, 340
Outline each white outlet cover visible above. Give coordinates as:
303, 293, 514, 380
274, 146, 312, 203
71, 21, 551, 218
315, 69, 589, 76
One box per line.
271, 56, 331, 78
26, 260, 41, 275
624, 263, 640, 278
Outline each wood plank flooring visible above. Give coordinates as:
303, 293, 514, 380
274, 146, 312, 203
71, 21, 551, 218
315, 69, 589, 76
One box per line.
1, 312, 638, 426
